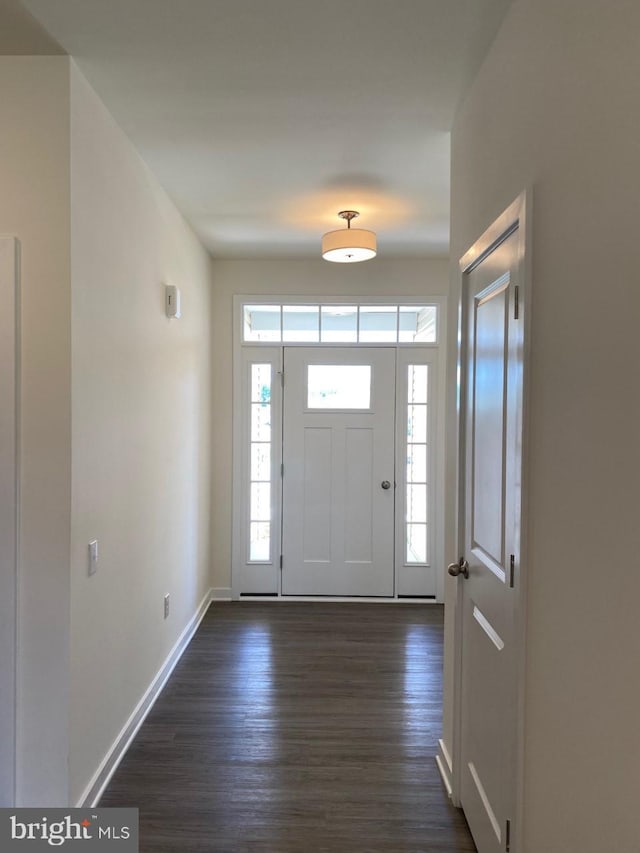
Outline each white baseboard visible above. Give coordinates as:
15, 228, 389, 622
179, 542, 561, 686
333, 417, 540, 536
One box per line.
76, 587, 213, 808
211, 587, 232, 601
436, 738, 453, 798
237, 596, 439, 603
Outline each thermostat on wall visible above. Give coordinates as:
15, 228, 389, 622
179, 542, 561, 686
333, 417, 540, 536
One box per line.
165, 285, 181, 318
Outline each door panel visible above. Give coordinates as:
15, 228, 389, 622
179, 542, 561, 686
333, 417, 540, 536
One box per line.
472, 280, 508, 569
282, 347, 396, 596
458, 226, 524, 853
302, 427, 332, 562
344, 428, 374, 563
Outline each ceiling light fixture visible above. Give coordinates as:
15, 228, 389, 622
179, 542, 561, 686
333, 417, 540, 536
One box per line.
322, 210, 377, 263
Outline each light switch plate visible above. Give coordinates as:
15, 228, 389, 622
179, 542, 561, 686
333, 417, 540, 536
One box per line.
165, 285, 181, 318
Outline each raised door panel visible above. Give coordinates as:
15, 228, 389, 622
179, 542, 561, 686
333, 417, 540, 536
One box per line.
344, 428, 374, 564
302, 427, 333, 564
472, 280, 508, 574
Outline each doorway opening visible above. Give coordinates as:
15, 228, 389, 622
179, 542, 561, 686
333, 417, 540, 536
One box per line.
231, 298, 446, 601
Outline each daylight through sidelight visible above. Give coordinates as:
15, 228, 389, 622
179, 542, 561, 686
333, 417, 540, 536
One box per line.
406, 364, 429, 564
249, 364, 272, 561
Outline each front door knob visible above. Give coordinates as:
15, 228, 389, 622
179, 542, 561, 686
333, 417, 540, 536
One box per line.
381, 480, 391, 490
448, 557, 469, 579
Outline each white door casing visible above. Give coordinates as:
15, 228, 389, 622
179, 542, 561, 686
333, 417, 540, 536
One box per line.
230, 296, 446, 601
282, 347, 396, 596
0, 237, 19, 806
233, 347, 283, 597
395, 347, 440, 598
453, 194, 529, 853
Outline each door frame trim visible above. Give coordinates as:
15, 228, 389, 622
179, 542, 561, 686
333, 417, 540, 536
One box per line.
231, 294, 447, 602
451, 192, 531, 852
0, 236, 20, 806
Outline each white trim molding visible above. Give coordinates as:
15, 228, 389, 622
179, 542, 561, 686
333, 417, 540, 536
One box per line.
436, 738, 453, 798
231, 294, 447, 602
0, 236, 19, 808
237, 596, 440, 604
211, 587, 232, 601
451, 190, 531, 846
77, 588, 213, 808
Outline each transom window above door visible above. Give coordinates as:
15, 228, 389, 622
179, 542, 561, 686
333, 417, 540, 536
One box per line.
242, 303, 438, 344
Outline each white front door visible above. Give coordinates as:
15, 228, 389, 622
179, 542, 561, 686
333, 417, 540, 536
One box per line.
455, 211, 526, 851
282, 347, 396, 596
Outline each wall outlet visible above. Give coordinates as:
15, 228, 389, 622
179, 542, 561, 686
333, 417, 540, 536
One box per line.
164, 593, 170, 619
88, 540, 98, 576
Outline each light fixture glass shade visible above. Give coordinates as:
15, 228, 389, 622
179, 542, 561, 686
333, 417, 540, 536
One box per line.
322, 228, 377, 263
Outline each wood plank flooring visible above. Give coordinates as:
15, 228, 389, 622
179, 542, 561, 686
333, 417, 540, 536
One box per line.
101, 603, 475, 852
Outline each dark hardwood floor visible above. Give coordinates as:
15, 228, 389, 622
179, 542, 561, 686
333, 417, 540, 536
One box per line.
101, 603, 475, 852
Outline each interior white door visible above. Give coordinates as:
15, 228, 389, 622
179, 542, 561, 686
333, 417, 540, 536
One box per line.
282, 347, 396, 596
456, 225, 524, 852
0, 238, 18, 806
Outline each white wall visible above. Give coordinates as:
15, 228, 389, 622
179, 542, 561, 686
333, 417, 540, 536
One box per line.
445, 2, 640, 849
210, 257, 449, 591
0, 57, 72, 806
69, 64, 213, 805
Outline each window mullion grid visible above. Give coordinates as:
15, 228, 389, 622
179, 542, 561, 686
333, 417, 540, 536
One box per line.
405, 364, 429, 565
248, 363, 273, 563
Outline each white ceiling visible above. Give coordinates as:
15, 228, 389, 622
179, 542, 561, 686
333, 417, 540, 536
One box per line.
16, 0, 512, 259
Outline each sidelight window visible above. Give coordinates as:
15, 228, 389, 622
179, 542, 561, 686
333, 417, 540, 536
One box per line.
406, 364, 429, 564
249, 364, 272, 561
